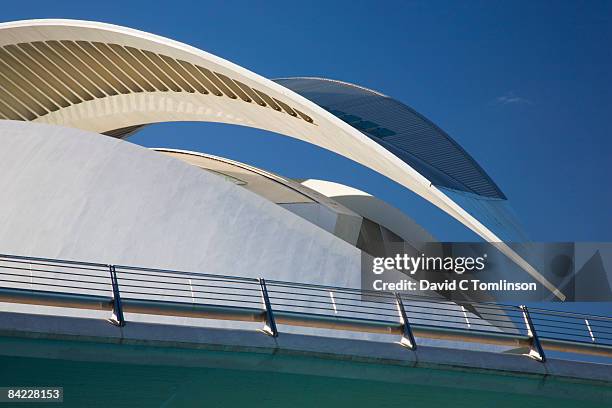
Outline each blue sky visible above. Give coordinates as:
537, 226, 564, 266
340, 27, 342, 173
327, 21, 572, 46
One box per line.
3, 0, 610, 243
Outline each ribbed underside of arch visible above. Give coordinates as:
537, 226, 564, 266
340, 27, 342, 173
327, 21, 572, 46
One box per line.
0, 40, 314, 126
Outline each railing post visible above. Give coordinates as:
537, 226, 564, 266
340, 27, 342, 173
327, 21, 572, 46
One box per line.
259, 278, 278, 337
520, 305, 545, 362
108, 265, 125, 327
395, 293, 416, 350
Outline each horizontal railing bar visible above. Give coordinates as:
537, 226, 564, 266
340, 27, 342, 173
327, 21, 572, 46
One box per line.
536, 331, 612, 342
404, 303, 521, 319
114, 265, 259, 283
268, 296, 397, 312
0, 253, 109, 269
530, 314, 612, 327
538, 331, 608, 341
119, 291, 264, 306
267, 282, 400, 301
119, 295, 261, 306
116, 283, 263, 299
401, 294, 522, 311
0, 266, 109, 281
0, 271, 109, 287
408, 316, 522, 333
585, 321, 612, 329
115, 270, 261, 286
417, 320, 520, 331
531, 317, 612, 330
528, 308, 612, 321
530, 322, 612, 336
116, 275, 262, 292
273, 304, 398, 318
403, 298, 522, 313
266, 288, 395, 304
0, 259, 109, 274
0, 278, 108, 294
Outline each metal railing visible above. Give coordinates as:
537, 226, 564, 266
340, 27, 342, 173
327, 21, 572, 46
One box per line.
0, 253, 611, 362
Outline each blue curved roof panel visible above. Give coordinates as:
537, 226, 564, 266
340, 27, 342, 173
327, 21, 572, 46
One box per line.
274, 77, 506, 200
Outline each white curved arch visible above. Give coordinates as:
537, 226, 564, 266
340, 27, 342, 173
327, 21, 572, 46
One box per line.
0, 19, 564, 299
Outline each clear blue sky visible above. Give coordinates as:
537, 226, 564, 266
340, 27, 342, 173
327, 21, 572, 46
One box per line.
2, 0, 611, 242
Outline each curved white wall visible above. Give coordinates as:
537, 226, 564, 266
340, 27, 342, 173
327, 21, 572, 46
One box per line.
0, 121, 361, 288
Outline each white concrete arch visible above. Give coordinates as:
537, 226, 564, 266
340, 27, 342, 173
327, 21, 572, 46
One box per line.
0, 19, 563, 299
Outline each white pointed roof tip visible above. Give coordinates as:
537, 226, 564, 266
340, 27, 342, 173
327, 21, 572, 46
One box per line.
0, 19, 564, 300
299, 179, 373, 198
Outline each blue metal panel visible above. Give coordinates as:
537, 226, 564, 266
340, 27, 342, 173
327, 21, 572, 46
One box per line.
274, 77, 506, 200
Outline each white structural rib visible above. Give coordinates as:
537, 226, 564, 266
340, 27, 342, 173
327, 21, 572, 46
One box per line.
0, 19, 564, 300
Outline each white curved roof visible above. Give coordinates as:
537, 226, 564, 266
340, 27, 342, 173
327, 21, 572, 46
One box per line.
153, 149, 435, 250
154, 149, 341, 207
299, 179, 436, 245
0, 19, 563, 299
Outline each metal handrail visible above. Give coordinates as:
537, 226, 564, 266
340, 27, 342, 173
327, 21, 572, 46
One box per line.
0, 253, 611, 361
